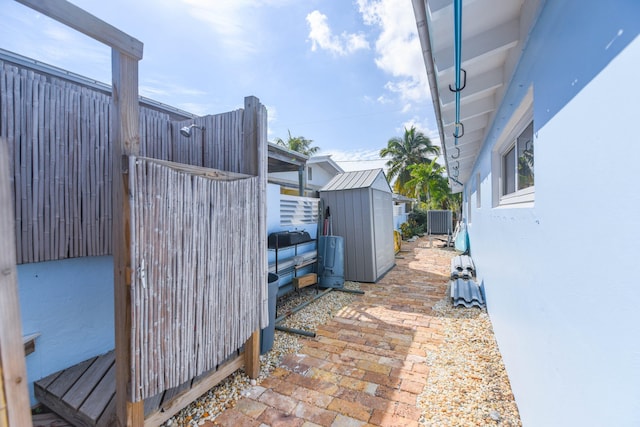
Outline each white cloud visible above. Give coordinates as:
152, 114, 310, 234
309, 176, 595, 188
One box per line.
356, 0, 430, 107
306, 10, 370, 56
266, 105, 278, 138
395, 117, 442, 155
182, 0, 293, 57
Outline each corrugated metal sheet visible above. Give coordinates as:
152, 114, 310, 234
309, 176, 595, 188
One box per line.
321, 169, 390, 192
451, 278, 485, 308
451, 255, 475, 279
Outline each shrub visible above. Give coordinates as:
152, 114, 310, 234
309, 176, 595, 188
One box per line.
400, 208, 429, 238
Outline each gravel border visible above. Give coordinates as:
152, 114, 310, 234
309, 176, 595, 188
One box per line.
418, 284, 522, 426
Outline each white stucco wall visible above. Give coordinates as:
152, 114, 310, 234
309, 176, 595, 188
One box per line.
307, 164, 334, 188
465, 3, 640, 425
18, 256, 115, 404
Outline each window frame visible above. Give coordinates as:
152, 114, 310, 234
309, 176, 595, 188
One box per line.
492, 87, 535, 208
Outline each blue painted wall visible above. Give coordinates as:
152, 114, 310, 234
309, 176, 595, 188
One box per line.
465, 1, 640, 425
18, 256, 115, 404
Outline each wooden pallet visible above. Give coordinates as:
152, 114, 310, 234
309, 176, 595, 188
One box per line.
34, 349, 249, 426
34, 351, 116, 427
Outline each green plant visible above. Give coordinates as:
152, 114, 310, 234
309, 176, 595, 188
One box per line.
400, 207, 429, 238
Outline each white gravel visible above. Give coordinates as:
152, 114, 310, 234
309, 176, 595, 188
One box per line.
418, 284, 522, 427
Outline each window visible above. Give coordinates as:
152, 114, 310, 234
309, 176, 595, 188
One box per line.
491, 86, 535, 207
502, 122, 534, 196
307, 166, 313, 181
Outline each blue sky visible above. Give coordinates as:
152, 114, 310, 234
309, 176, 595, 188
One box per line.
0, 0, 439, 171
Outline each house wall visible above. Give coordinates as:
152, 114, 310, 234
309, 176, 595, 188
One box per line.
270, 164, 336, 191
307, 164, 335, 189
18, 256, 115, 404
393, 203, 408, 231
465, 2, 640, 426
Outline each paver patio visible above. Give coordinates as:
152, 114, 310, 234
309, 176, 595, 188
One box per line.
207, 237, 454, 427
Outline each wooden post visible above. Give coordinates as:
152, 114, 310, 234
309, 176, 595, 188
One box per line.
0, 142, 32, 426
242, 96, 267, 378
112, 50, 143, 426
243, 331, 260, 379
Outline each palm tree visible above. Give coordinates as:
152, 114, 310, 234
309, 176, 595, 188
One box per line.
404, 159, 446, 204
405, 160, 460, 212
380, 126, 440, 194
274, 130, 319, 156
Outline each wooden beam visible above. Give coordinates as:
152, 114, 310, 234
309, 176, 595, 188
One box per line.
243, 331, 260, 379
14, 0, 143, 59
143, 355, 245, 427
0, 143, 32, 426
111, 50, 143, 426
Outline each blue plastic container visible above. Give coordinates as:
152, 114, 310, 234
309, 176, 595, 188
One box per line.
318, 236, 345, 289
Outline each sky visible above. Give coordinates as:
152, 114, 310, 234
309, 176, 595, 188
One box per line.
0, 0, 439, 172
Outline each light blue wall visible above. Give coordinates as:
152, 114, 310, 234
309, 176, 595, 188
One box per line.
466, 2, 640, 426
18, 256, 115, 404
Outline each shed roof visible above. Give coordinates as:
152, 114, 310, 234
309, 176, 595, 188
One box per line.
320, 169, 391, 193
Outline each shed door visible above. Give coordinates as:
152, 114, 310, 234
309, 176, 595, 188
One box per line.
372, 190, 394, 279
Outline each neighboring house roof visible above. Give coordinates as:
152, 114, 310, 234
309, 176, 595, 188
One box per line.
321, 169, 391, 193
412, 0, 539, 191
268, 142, 308, 173
307, 155, 344, 175
392, 193, 415, 204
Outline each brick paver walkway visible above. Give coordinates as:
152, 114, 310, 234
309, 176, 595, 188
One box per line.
208, 238, 453, 427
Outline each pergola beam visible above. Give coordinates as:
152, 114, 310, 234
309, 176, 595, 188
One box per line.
15, 0, 143, 59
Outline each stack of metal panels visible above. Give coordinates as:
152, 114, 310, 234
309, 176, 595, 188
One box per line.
450, 255, 485, 308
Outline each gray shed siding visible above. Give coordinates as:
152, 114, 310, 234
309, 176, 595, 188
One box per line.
320, 170, 394, 283
372, 189, 394, 278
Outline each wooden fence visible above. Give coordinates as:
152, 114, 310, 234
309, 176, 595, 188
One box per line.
0, 59, 243, 264
129, 157, 264, 400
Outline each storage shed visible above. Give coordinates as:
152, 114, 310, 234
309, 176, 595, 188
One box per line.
319, 169, 395, 282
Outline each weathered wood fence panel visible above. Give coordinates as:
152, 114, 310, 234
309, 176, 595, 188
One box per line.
128, 157, 263, 400
0, 60, 207, 264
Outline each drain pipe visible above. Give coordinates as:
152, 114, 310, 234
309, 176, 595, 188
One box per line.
274, 287, 365, 337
